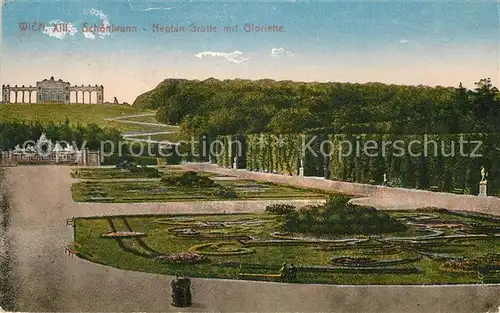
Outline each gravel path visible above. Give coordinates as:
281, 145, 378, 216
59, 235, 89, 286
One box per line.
2, 166, 500, 312
105, 113, 180, 144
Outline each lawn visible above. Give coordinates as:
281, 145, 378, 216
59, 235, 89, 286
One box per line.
115, 114, 159, 123
0, 103, 157, 132
107, 120, 173, 133
72, 209, 500, 284
71, 178, 329, 202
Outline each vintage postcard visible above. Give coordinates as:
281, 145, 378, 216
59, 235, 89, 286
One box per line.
0, 0, 499, 312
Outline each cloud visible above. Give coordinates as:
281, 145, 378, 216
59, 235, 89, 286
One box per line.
140, 7, 174, 11
400, 39, 410, 44
271, 47, 293, 57
83, 32, 96, 40
41, 20, 78, 39
86, 8, 110, 39
195, 50, 250, 64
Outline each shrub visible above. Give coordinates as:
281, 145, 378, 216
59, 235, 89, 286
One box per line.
160, 173, 177, 185
129, 166, 160, 178
160, 171, 216, 188
213, 186, 238, 199
265, 204, 296, 215
116, 160, 135, 170
277, 195, 407, 235
155, 252, 207, 264
178, 171, 215, 188
416, 207, 449, 213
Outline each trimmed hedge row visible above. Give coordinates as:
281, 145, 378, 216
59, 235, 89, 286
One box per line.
216, 262, 421, 274
212, 132, 500, 195
297, 266, 421, 274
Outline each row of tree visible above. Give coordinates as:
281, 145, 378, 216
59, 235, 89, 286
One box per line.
210, 132, 500, 196
0, 119, 122, 151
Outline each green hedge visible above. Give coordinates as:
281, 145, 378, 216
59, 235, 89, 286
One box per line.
102, 154, 158, 166
210, 132, 500, 196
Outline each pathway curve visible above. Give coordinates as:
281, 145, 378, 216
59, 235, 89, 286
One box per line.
105, 113, 180, 145
2, 166, 500, 312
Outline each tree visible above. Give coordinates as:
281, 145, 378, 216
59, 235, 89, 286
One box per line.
471, 78, 500, 132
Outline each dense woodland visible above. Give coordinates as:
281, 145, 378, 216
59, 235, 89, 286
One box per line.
134, 78, 500, 137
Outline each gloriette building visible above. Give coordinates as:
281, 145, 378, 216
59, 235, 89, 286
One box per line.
2, 76, 104, 104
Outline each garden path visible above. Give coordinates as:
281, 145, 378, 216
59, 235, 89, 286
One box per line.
104, 113, 180, 144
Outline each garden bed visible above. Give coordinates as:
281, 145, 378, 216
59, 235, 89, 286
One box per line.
72, 176, 328, 203
72, 210, 500, 285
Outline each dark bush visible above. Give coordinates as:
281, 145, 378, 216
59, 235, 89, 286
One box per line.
278, 195, 408, 235
213, 186, 238, 199
160, 171, 216, 188
265, 204, 296, 215
129, 166, 160, 178
160, 173, 177, 185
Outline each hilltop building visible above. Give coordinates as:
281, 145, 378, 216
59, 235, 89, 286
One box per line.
2, 76, 104, 104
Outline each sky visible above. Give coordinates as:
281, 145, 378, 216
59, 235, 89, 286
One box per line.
0, 0, 498, 103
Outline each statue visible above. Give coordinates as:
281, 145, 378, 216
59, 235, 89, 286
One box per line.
25, 144, 36, 153
13, 144, 22, 152
53, 142, 63, 152
65, 145, 76, 153
279, 262, 288, 280
171, 276, 192, 307
481, 166, 488, 182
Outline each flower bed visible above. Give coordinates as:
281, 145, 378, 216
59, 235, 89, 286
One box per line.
415, 207, 450, 214
331, 256, 421, 267
331, 257, 376, 267
363, 247, 401, 255
270, 232, 367, 243
440, 253, 500, 273
189, 241, 255, 256
101, 231, 146, 238
155, 252, 207, 264
169, 227, 201, 237
156, 217, 197, 225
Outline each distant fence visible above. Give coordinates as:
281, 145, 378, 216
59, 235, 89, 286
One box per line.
0, 149, 100, 166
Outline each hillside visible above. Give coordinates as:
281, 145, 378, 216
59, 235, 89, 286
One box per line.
132, 78, 499, 137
